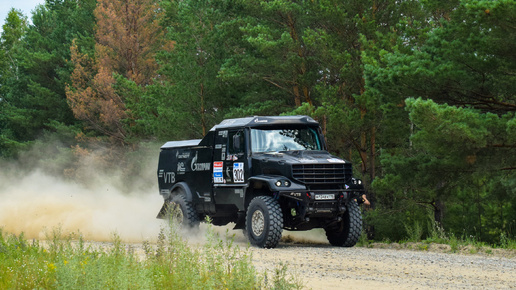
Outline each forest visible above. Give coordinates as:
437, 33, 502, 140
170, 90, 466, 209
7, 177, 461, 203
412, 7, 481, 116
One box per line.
0, 0, 515, 244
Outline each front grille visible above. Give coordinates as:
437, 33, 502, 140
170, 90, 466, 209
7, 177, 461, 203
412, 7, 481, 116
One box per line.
292, 163, 352, 184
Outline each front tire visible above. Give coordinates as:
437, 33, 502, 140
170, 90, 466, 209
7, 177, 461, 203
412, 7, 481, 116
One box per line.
246, 196, 283, 248
325, 200, 362, 247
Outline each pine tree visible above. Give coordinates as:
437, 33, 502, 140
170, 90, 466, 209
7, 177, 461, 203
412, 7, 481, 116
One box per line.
0, 0, 96, 156
66, 0, 166, 143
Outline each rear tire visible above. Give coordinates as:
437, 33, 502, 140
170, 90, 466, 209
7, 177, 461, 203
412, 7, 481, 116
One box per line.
246, 196, 283, 248
166, 193, 199, 228
325, 200, 362, 247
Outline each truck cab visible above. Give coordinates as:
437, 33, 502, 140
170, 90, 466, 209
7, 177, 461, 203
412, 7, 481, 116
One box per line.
157, 116, 364, 248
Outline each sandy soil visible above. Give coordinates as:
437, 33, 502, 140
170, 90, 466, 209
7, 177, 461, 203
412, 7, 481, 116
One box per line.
178, 228, 515, 290
249, 241, 516, 290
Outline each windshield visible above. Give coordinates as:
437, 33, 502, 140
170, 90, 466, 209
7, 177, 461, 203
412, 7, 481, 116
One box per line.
251, 127, 322, 153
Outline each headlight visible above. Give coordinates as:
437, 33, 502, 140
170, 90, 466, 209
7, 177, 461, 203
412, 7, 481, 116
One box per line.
351, 178, 363, 185
275, 180, 291, 187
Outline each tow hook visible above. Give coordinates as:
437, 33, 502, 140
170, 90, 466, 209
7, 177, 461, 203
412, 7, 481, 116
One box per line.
325, 216, 342, 228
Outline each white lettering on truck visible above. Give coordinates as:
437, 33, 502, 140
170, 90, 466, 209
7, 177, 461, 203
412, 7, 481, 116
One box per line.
164, 172, 175, 183
191, 152, 211, 171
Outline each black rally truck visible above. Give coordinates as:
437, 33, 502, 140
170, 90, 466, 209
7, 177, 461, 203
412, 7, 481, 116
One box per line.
157, 115, 365, 248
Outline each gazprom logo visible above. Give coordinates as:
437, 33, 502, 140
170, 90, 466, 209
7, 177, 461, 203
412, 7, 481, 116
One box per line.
191, 152, 211, 171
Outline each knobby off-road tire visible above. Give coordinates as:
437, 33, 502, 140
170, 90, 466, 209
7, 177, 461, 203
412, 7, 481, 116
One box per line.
166, 193, 199, 228
325, 200, 362, 247
246, 196, 283, 249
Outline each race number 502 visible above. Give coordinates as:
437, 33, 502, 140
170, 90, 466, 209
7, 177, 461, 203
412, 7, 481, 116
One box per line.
233, 162, 244, 183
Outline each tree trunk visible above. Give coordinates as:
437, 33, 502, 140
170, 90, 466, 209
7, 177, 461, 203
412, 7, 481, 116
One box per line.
200, 82, 206, 136
433, 199, 445, 228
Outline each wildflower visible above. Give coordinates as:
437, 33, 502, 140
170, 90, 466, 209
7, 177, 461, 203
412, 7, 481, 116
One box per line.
47, 263, 56, 271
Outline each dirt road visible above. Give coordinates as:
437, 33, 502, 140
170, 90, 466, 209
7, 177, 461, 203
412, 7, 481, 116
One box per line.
179, 227, 515, 290
250, 241, 515, 289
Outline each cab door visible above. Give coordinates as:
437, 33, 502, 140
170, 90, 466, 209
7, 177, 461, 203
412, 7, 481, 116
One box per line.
212, 129, 248, 210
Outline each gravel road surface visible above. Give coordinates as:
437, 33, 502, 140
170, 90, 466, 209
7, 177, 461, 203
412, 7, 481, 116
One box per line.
249, 242, 515, 289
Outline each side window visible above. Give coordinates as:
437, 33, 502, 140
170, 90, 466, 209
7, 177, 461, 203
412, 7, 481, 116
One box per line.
228, 130, 245, 155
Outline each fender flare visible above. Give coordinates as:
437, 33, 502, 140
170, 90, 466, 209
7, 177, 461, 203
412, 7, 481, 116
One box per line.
170, 182, 194, 202
248, 175, 305, 192
245, 175, 306, 209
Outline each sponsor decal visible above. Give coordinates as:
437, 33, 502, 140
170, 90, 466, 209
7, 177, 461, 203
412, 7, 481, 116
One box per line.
213, 161, 224, 183
177, 152, 190, 159
163, 172, 175, 183
221, 144, 226, 160
254, 118, 268, 123
177, 162, 186, 172
193, 162, 210, 171
233, 162, 244, 183
226, 154, 238, 161
191, 152, 211, 171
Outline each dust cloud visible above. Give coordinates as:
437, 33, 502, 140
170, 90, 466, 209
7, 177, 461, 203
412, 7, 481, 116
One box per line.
282, 229, 329, 245
0, 142, 330, 246
0, 168, 331, 244
0, 170, 165, 242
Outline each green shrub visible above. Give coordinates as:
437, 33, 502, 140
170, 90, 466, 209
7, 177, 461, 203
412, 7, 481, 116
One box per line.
0, 225, 302, 289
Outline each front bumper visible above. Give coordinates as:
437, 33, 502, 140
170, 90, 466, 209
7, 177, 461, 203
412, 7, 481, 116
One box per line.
279, 189, 364, 217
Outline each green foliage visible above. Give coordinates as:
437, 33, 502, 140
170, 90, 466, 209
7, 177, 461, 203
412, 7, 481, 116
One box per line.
144, 0, 242, 140
0, 225, 301, 289
373, 98, 515, 243
0, 0, 95, 156
367, 0, 516, 244
404, 220, 424, 242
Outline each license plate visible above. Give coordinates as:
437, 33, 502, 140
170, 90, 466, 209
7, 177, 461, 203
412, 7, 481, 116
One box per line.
315, 194, 334, 200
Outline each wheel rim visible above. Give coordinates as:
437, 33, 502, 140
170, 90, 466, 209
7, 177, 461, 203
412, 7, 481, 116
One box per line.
251, 210, 265, 237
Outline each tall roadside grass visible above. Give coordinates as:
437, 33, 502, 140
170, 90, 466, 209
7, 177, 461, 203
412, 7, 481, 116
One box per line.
358, 216, 516, 257
421, 220, 516, 252
358, 218, 516, 255
0, 224, 302, 289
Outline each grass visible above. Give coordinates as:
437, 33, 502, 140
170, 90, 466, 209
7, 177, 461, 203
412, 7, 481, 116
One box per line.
363, 219, 516, 256
0, 222, 303, 289
358, 219, 516, 258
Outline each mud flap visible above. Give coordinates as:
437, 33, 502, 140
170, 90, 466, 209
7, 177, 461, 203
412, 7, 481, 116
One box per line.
156, 202, 169, 219
232, 211, 246, 230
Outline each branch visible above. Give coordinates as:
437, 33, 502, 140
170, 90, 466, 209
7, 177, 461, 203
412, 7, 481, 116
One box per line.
262, 77, 293, 96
